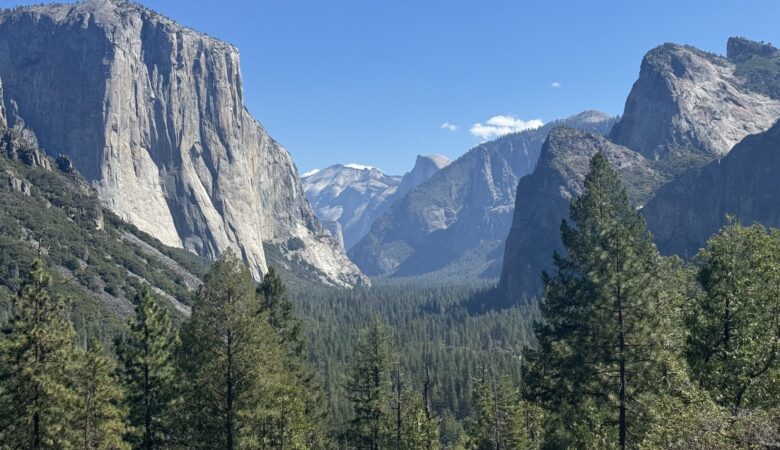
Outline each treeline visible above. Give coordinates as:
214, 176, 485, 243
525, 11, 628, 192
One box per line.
0, 253, 328, 449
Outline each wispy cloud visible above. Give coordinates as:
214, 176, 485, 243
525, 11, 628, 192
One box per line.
550, 81, 562, 88
440, 122, 459, 132
470, 115, 544, 141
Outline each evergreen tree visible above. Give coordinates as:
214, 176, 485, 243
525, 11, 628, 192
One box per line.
257, 267, 328, 447
116, 286, 179, 449
687, 221, 780, 411
73, 340, 130, 450
523, 153, 682, 449
178, 251, 287, 449
398, 388, 440, 450
0, 259, 79, 448
347, 321, 393, 450
467, 375, 541, 450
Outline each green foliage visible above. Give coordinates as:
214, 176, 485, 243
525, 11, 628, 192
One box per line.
289, 277, 537, 445
0, 141, 209, 343
0, 260, 80, 448
687, 221, 780, 410
466, 375, 543, 450
523, 153, 686, 448
116, 286, 180, 449
257, 266, 329, 448
73, 340, 130, 450
178, 251, 290, 449
395, 387, 440, 450
347, 321, 393, 449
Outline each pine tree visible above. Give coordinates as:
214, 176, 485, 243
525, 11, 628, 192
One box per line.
178, 251, 287, 449
523, 153, 682, 449
398, 387, 440, 450
467, 375, 540, 450
0, 259, 80, 448
73, 340, 130, 450
347, 320, 393, 450
116, 286, 179, 449
686, 221, 780, 411
256, 267, 328, 447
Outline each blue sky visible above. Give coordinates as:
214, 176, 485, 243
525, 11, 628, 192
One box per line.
4, 1, 780, 174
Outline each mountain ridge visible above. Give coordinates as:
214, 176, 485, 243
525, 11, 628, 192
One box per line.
349, 111, 617, 279
302, 154, 450, 250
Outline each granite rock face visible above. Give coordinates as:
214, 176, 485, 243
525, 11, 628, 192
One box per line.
643, 120, 780, 258
610, 39, 780, 169
0, 0, 366, 286
349, 111, 616, 279
302, 155, 450, 250
498, 127, 661, 300
498, 38, 780, 302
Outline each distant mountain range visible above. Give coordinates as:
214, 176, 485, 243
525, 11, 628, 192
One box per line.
302, 154, 451, 250
348, 111, 617, 279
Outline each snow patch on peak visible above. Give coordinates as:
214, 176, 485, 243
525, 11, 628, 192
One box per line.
302, 168, 320, 177
344, 163, 376, 171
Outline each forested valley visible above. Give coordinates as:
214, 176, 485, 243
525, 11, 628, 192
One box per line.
2, 153, 779, 449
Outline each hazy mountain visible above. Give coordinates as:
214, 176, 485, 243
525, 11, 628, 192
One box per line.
0, 0, 366, 287
643, 120, 780, 258
498, 127, 662, 300
498, 37, 780, 302
349, 111, 617, 279
302, 155, 450, 250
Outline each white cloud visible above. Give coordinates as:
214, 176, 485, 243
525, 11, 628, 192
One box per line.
440, 122, 459, 132
550, 81, 562, 88
470, 115, 544, 140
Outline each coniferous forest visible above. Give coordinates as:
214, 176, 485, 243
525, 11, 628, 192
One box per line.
2, 153, 779, 449
1, 2, 780, 449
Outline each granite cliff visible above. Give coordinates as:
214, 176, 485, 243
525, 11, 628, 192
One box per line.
0, 0, 366, 286
499, 37, 780, 302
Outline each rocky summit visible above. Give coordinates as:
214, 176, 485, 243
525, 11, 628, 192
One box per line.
610, 38, 780, 171
349, 111, 617, 279
0, 0, 366, 286
498, 37, 780, 302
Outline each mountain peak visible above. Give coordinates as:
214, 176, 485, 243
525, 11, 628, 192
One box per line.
610, 38, 780, 166
727, 36, 779, 63
416, 154, 451, 170
568, 110, 613, 123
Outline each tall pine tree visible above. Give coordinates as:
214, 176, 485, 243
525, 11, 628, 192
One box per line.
257, 267, 328, 447
523, 153, 682, 449
347, 320, 393, 450
73, 340, 130, 450
178, 251, 287, 449
116, 286, 179, 449
0, 260, 80, 448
